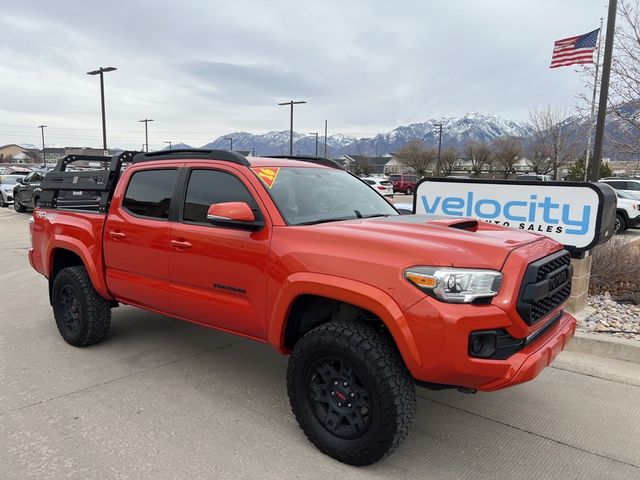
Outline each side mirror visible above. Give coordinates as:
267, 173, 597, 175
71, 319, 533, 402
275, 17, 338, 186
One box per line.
207, 202, 264, 231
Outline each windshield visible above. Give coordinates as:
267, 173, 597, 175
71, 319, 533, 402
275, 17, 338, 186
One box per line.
1, 176, 21, 185
261, 167, 398, 225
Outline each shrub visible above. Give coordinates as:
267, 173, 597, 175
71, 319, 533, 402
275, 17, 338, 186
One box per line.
589, 237, 640, 301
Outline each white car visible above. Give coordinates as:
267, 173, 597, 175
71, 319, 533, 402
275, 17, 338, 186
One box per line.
600, 178, 640, 197
614, 190, 640, 233
360, 177, 393, 197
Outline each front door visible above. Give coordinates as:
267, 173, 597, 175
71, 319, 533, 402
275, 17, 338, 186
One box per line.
168, 167, 271, 339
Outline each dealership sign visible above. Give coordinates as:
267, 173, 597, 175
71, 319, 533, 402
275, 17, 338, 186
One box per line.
414, 178, 616, 254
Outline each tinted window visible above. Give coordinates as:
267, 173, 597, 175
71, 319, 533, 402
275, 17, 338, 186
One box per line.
627, 182, 640, 191
123, 169, 177, 219
183, 170, 257, 223
605, 181, 625, 189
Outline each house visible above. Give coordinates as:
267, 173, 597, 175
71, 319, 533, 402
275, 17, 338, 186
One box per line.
0, 144, 38, 162
338, 154, 393, 175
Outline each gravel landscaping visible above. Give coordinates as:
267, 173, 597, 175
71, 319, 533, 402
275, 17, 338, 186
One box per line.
578, 293, 640, 341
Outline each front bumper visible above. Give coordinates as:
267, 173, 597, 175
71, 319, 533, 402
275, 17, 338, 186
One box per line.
628, 214, 640, 228
404, 296, 576, 391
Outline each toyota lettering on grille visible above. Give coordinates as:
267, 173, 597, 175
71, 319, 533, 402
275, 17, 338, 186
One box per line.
548, 269, 568, 292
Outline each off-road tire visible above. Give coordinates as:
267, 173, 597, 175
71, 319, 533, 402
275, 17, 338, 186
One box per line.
287, 320, 416, 466
52, 266, 111, 347
14, 195, 26, 212
614, 213, 626, 234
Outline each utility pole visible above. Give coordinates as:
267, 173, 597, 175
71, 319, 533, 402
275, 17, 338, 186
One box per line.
309, 132, 318, 157
434, 122, 443, 176
86, 66, 117, 151
278, 100, 306, 155
590, 0, 618, 182
324, 120, 328, 158
139, 119, 154, 152
38, 125, 46, 167
164, 141, 172, 150
224, 137, 233, 151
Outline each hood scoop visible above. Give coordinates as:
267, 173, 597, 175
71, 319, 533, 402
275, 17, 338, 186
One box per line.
425, 217, 479, 232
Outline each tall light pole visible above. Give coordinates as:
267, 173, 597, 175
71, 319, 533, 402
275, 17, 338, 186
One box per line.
38, 125, 46, 167
86, 66, 117, 151
278, 100, 306, 155
309, 132, 319, 157
164, 141, 172, 150
224, 137, 233, 151
324, 120, 328, 157
434, 122, 443, 176
139, 119, 154, 152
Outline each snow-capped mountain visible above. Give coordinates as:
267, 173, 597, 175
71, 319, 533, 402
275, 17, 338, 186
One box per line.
199, 113, 534, 157
162, 142, 193, 150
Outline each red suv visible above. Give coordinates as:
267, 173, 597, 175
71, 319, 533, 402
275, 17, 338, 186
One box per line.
389, 173, 420, 194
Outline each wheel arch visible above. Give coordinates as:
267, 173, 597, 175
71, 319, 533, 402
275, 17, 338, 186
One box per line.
268, 273, 423, 371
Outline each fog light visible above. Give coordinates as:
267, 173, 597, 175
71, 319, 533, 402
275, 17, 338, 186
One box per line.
468, 332, 497, 358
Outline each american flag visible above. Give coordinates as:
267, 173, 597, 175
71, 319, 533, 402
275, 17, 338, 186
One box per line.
550, 28, 600, 68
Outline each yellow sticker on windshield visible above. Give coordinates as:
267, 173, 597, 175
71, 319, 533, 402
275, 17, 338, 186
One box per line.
252, 167, 280, 189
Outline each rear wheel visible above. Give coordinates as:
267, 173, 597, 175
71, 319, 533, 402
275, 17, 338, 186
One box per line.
52, 266, 111, 347
287, 320, 416, 466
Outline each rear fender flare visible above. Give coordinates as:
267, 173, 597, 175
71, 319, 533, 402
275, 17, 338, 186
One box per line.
268, 272, 422, 371
46, 237, 113, 300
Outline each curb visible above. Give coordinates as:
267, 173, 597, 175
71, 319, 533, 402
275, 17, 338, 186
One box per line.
566, 331, 640, 364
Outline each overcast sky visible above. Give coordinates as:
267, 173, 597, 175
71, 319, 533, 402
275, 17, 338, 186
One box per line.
0, 0, 607, 150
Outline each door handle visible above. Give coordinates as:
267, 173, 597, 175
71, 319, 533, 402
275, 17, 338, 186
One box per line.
109, 231, 126, 240
170, 239, 192, 249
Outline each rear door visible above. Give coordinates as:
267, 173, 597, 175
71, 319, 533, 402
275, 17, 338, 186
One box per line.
104, 167, 179, 313
168, 166, 271, 339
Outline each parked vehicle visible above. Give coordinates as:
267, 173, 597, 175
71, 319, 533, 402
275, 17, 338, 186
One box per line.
613, 190, 640, 233
13, 168, 51, 212
0, 174, 27, 207
515, 174, 553, 181
388, 173, 420, 194
30, 150, 576, 465
0, 165, 31, 175
360, 176, 393, 197
600, 178, 640, 197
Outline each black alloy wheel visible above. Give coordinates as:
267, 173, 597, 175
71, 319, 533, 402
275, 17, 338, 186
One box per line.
307, 356, 371, 440
58, 285, 82, 335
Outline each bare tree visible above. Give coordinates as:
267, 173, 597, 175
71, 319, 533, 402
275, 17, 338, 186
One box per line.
463, 140, 493, 177
525, 140, 553, 174
395, 139, 437, 176
528, 106, 579, 179
608, 0, 640, 153
493, 136, 522, 178
440, 148, 458, 176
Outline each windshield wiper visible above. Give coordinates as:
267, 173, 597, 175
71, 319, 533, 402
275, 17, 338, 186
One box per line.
295, 216, 357, 226
359, 214, 392, 219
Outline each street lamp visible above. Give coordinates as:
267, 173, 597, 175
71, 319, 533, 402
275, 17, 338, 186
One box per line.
164, 141, 172, 150
86, 66, 117, 151
434, 122, 443, 176
309, 132, 318, 157
224, 137, 233, 151
139, 119, 154, 152
37, 125, 47, 167
278, 100, 306, 155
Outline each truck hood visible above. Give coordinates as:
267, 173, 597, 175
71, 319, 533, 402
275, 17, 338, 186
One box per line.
296, 214, 545, 270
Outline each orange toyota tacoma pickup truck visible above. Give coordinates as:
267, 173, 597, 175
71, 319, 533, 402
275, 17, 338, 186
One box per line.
29, 149, 576, 465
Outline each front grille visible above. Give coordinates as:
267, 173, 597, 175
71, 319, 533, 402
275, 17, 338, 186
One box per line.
517, 250, 572, 325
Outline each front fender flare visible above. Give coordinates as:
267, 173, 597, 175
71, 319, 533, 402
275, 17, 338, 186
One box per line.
268, 272, 423, 371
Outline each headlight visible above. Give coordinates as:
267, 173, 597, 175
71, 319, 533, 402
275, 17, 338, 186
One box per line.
404, 266, 503, 303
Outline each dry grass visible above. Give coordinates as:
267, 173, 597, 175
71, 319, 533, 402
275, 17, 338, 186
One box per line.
589, 237, 640, 302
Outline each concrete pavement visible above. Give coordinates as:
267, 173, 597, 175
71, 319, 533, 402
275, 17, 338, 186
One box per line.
1, 207, 639, 479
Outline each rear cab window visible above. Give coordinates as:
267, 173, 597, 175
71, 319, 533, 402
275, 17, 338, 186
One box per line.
122, 169, 178, 219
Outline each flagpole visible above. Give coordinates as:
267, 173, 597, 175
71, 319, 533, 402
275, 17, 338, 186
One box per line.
584, 17, 605, 181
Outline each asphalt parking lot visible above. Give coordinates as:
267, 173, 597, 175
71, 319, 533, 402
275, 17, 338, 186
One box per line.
1, 206, 640, 480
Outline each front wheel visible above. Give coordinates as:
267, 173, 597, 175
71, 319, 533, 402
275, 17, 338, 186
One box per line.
52, 266, 112, 347
14, 195, 26, 212
614, 214, 626, 234
287, 321, 416, 466
0, 194, 6, 208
